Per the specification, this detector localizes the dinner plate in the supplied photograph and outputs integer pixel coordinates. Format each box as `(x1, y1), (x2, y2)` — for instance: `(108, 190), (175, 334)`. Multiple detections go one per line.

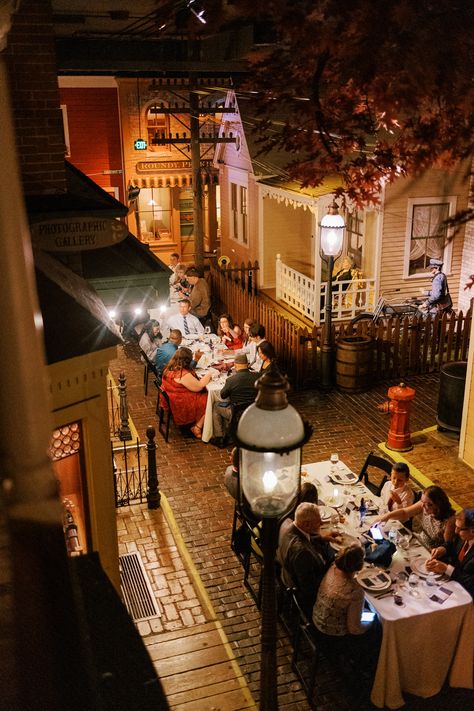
(330, 470), (359, 485)
(324, 495), (346, 509)
(356, 570), (392, 592)
(410, 557), (441, 578)
(319, 506), (338, 522)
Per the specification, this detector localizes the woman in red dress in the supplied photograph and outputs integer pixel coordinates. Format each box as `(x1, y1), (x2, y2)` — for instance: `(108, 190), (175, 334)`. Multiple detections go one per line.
(161, 347), (212, 438)
(218, 313), (244, 350)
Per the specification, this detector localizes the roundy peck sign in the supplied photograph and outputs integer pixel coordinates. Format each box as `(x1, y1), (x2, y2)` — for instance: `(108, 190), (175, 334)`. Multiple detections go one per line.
(31, 217), (128, 251)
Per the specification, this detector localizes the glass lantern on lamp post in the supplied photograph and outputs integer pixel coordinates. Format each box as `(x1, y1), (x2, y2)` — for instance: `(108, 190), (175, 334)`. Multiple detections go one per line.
(319, 201), (345, 390)
(236, 367), (312, 711)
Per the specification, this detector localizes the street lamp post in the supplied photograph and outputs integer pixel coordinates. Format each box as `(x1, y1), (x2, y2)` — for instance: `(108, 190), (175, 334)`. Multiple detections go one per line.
(236, 368), (312, 711)
(319, 201), (345, 390)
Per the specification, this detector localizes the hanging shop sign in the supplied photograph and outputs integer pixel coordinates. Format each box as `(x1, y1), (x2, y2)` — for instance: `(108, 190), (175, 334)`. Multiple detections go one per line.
(31, 217), (128, 251)
(136, 159), (213, 172)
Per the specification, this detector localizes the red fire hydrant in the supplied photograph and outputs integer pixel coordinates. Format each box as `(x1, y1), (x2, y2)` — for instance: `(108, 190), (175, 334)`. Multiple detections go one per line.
(377, 382), (416, 451)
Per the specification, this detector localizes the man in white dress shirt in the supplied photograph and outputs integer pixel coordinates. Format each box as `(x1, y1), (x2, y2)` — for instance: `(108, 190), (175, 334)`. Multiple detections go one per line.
(166, 299), (204, 336)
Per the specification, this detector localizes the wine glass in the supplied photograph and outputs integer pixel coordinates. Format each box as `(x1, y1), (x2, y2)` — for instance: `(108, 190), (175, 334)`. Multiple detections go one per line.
(396, 571), (408, 591)
(408, 573), (420, 597)
(397, 533), (410, 553)
(330, 453), (339, 475)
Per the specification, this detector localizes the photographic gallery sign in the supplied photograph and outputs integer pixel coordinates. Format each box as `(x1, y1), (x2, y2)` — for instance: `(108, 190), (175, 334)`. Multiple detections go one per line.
(31, 217), (128, 251)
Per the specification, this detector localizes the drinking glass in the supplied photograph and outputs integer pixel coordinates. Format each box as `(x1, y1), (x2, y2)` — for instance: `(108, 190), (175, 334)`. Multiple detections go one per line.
(408, 573), (421, 597)
(330, 453), (339, 476)
(397, 533), (410, 553)
(204, 325), (211, 335)
(396, 571), (408, 590)
(425, 572), (437, 589)
(388, 527), (399, 547)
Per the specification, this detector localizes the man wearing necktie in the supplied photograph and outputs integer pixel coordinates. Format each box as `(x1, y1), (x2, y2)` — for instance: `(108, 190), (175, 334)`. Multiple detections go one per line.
(166, 299), (204, 336)
(426, 507), (474, 599)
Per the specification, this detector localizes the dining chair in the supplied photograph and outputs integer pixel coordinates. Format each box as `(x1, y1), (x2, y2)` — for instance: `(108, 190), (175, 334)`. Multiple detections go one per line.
(358, 451), (394, 497)
(141, 349), (158, 396)
(291, 590), (320, 709)
(154, 380), (174, 442)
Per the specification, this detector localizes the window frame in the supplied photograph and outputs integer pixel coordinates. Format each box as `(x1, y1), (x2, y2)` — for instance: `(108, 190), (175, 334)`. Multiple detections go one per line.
(228, 170), (249, 246)
(403, 196), (456, 278)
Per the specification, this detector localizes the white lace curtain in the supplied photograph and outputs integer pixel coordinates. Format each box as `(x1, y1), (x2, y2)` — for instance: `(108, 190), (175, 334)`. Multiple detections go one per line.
(410, 203), (448, 264)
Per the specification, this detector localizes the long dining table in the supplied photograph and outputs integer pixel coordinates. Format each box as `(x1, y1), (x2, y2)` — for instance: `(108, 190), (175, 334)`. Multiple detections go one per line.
(303, 460), (474, 710)
(182, 335), (235, 443)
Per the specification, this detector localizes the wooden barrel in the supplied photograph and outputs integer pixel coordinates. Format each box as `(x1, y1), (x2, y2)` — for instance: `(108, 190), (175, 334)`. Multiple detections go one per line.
(336, 336), (374, 393)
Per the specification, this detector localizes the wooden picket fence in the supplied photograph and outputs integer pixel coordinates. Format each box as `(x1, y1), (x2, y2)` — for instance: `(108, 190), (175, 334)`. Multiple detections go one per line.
(209, 262), (472, 390)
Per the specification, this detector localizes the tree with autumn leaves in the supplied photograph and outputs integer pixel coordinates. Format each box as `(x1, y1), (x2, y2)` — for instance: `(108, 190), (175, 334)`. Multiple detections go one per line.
(217, 0), (474, 215)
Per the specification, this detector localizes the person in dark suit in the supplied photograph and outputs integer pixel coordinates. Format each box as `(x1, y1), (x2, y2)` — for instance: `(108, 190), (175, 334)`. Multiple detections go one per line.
(279, 503), (336, 617)
(426, 507), (474, 599)
(210, 354), (259, 447)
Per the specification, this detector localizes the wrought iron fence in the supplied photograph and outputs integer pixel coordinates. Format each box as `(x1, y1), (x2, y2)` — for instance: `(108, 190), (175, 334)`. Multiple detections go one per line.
(112, 439), (148, 507)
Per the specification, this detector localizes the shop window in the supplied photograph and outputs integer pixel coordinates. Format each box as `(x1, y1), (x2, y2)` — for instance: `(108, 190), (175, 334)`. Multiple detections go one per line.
(138, 187), (172, 240)
(179, 189), (194, 237)
(405, 197), (455, 276)
(50, 422), (89, 557)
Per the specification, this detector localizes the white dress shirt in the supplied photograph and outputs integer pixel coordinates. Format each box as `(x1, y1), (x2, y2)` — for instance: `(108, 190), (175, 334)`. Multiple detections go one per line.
(166, 312), (204, 335)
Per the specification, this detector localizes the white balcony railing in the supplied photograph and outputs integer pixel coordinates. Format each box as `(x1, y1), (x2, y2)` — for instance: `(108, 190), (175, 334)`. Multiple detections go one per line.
(275, 254), (376, 324)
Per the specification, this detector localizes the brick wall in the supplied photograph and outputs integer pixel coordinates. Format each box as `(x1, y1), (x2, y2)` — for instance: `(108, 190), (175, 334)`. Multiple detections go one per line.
(59, 87), (124, 202)
(5, 0), (66, 195)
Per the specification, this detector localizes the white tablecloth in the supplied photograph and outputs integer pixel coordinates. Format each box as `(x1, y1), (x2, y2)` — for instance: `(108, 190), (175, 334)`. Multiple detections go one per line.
(304, 461), (474, 709)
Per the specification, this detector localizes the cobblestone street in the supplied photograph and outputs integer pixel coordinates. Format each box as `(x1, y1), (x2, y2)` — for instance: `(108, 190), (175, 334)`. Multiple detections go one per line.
(111, 342), (474, 710)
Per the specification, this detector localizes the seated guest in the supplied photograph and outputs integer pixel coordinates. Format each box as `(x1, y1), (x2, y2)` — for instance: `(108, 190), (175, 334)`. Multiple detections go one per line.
(248, 323), (267, 371)
(155, 329), (182, 383)
(186, 267), (211, 325)
(278, 482), (319, 550)
(161, 347), (212, 439)
(376, 484), (455, 549)
(379, 462), (415, 522)
(257, 341), (276, 371)
(218, 313), (244, 350)
(169, 263), (191, 305)
(167, 298), (204, 336)
(242, 318), (255, 347)
(168, 252), (180, 287)
(211, 354), (259, 447)
(313, 544), (381, 688)
(426, 507), (474, 599)
(279, 503), (336, 617)
(313, 544), (371, 638)
(139, 320), (162, 361)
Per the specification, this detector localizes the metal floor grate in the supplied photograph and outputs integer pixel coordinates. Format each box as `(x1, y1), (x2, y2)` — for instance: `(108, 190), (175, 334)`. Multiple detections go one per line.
(119, 552), (161, 621)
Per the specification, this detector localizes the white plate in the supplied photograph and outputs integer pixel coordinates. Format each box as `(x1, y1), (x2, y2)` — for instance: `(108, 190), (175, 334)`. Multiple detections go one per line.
(330, 470), (359, 485)
(357, 570), (392, 592)
(410, 557), (441, 578)
(324, 496), (346, 509)
(319, 506), (338, 522)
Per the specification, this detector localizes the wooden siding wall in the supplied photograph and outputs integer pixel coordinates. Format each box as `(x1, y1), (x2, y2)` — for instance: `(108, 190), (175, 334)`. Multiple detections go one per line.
(381, 168), (469, 306)
(211, 262), (472, 391)
(262, 199), (313, 287)
(59, 87), (124, 201)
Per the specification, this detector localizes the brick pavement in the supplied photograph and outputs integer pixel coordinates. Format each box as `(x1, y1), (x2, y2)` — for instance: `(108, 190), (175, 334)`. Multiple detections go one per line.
(111, 342), (474, 711)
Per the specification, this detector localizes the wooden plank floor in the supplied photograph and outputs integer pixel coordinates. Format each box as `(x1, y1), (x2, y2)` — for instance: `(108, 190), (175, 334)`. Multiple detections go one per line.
(145, 621), (256, 710)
